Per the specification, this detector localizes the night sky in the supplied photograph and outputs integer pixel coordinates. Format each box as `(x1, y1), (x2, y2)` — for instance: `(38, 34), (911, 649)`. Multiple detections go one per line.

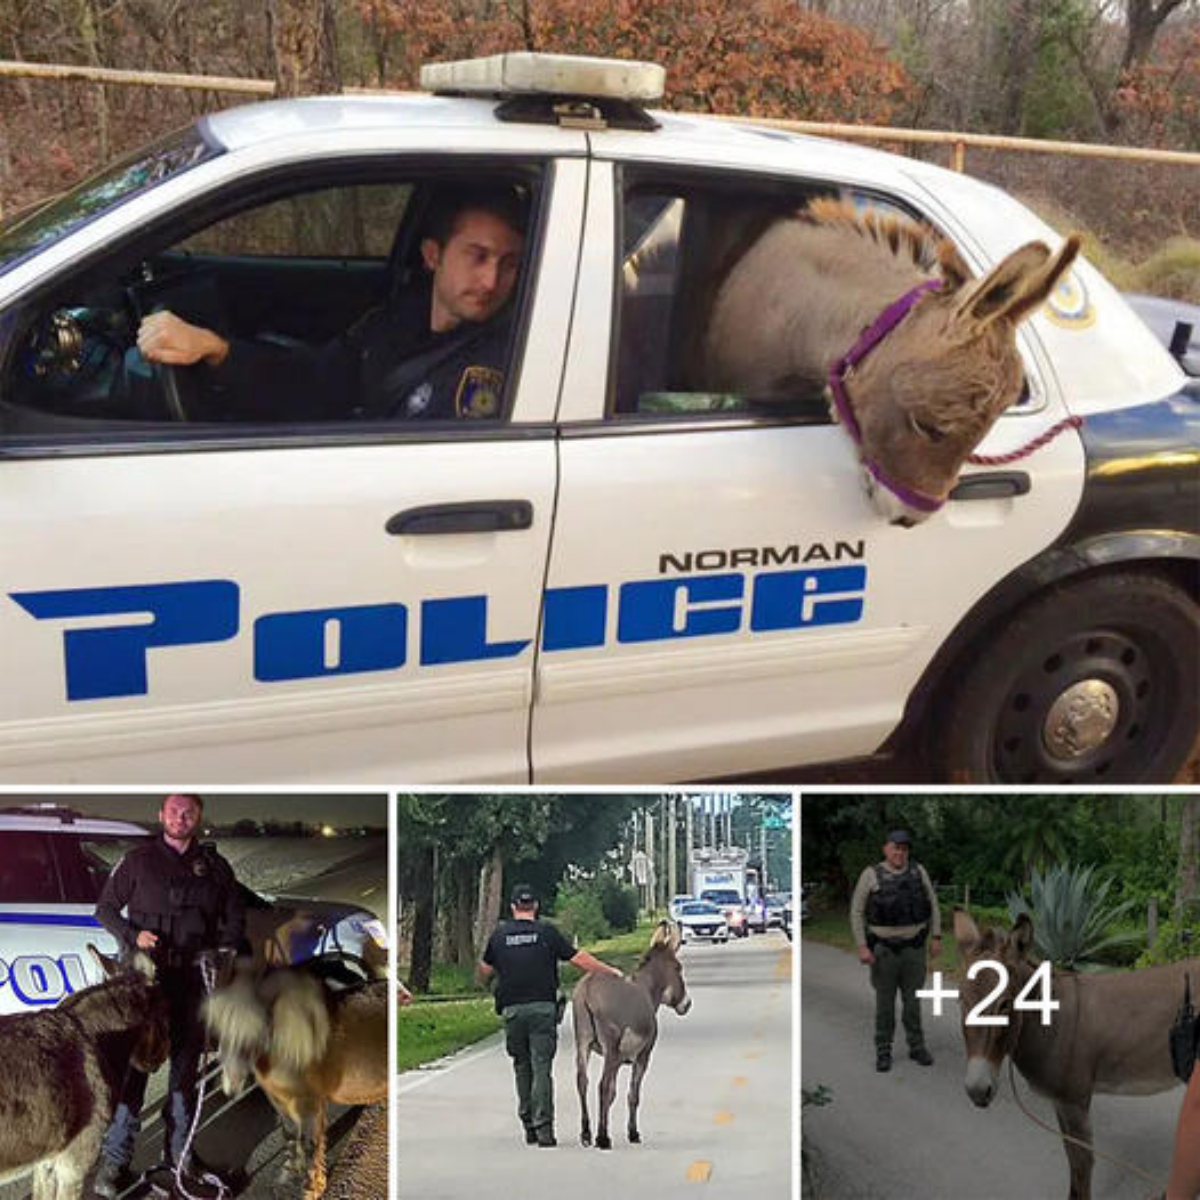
(0, 792), (388, 826)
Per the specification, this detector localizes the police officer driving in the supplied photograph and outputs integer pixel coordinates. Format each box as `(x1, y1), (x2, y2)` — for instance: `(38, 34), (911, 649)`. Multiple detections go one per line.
(851, 828), (941, 1073)
(134, 184), (526, 422)
(92, 793), (245, 1197)
(479, 884), (622, 1148)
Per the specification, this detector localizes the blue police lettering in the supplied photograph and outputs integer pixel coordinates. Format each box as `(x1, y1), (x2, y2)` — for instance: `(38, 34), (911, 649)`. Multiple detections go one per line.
(9, 581), (238, 700)
(0, 953), (89, 1007)
(11, 565), (868, 699)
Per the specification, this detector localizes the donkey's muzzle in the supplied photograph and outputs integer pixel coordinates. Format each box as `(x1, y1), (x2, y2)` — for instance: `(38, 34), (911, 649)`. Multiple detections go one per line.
(964, 1058), (998, 1107)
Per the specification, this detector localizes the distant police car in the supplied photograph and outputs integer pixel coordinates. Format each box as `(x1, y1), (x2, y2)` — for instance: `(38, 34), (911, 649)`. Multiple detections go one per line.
(0, 804), (388, 1013)
(0, 53), (1195, 785)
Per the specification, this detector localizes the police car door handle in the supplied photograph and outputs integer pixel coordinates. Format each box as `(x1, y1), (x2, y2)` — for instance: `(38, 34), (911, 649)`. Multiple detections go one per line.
(948, 471), (1031, 502)
(386, 500), (534, 536)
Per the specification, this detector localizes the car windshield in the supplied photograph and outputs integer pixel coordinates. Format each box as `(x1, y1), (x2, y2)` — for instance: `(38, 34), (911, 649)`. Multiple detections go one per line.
(681, 902), (721, 916)
(701, 889), (742, 905)
(0, 125), (219, 277)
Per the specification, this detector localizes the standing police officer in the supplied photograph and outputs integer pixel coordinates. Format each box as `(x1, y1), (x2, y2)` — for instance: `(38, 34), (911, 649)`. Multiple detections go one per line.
(850, 829), (941, 1073)
(93, 793), (245, 1196)
(479, 884), (622, 1147)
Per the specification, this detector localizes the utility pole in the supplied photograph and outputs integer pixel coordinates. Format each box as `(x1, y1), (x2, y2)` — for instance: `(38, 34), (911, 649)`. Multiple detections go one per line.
(645, 802), (656, 913)
(685, 794), (694, 866)
(760, 818), (768, 891)
(667, 794), (677, 902)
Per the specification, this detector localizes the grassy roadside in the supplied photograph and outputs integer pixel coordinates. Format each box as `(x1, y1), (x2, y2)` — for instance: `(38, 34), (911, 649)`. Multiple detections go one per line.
(399, 921), (658, 1073)
(802, 905), (965, 972)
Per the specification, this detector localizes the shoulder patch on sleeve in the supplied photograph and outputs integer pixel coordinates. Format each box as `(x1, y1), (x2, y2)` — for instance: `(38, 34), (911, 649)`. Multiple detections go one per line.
(455, 366), (503, 419)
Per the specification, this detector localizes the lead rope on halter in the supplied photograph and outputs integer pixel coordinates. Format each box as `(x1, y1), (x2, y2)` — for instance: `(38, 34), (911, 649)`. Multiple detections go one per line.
(171, 951), (232, 1200)
(1002, 988), (1166, 1199)
(1005, 1060), (1167, 1200)
(828, 280), (1085, 511)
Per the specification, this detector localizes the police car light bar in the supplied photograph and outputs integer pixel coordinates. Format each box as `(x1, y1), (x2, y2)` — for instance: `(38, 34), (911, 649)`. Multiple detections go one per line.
(420, 52), (665, 104)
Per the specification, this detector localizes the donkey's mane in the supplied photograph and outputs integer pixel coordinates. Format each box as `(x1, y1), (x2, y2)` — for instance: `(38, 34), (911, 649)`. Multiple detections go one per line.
(800, 196), (948, 275)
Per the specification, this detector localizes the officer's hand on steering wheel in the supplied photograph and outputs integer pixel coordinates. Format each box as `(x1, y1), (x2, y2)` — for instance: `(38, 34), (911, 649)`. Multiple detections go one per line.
(137, 310), (229, 368)
(136, 930), (159, 950)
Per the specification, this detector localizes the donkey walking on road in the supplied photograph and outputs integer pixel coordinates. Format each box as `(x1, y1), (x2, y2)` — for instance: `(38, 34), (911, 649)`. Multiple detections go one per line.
(573, 921), (692, 1150)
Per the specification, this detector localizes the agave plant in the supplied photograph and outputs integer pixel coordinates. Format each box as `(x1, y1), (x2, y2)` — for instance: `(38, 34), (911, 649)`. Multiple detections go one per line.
(1005, 863), (1142, 971)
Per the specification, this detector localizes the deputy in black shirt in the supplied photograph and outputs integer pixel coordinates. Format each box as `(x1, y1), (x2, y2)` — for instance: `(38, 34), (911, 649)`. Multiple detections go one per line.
(134, 186), (526, 421)
(480, 883), (621, 1147)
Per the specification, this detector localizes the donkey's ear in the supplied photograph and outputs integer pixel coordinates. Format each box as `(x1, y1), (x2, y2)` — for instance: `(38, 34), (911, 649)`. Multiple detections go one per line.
(952, 235), (1081, 331)
(88, 943), (120, 978)
(651, 920), (672, 948)
(1010, 914), (1036, 960)
(936, 238), (973, 290)
(953, 907), (980, 956)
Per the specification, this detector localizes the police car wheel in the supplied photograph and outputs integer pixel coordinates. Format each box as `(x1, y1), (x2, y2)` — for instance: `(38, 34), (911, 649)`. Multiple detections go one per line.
(936, 571), (1199, 784)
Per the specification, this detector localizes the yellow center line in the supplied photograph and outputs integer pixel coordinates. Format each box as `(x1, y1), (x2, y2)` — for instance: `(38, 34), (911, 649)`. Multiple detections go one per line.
(686, 1161), (713, 1183)
(744, 1050), (762, 1060)
(713, 1110), (735, 1125)
(732, 1075), (748, 1087)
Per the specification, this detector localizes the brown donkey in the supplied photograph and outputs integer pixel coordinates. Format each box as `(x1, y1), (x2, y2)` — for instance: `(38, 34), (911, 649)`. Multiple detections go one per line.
(703, 197), (1080, 525)
(204, 959), (387, 1199)
(573, 920), (692, 1150)
(954, 909), (1188, 1200)
(0, 947), (168, 1200)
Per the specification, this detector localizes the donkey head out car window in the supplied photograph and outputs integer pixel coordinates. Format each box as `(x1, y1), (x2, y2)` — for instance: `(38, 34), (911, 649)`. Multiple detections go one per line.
(0, 174), (536, 437)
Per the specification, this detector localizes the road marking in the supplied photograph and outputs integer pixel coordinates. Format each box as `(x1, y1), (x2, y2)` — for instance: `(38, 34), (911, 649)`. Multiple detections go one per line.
(744, 1050), (762, 1059)
(732, 1076), (748, 1087)
(398, 1031), (503, 1095)
(713, 1110), (735, 1125)
(775, 949), (792, 980)
(686, 1161), (713, 1183)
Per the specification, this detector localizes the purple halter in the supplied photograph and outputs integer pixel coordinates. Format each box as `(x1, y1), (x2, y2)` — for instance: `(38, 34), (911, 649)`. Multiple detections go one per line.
(828, 280), (945, 514)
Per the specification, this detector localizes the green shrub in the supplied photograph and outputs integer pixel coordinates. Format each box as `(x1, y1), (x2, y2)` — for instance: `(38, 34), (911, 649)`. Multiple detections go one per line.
(553, 883), (609, 944)
(598, 876), (640, 933)
(1137, 916), (1200, 968)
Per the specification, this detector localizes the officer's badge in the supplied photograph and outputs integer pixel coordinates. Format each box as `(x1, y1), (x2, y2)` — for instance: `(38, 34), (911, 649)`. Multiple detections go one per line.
(455, 366), (503, 419)
(404, 381), (434, 417)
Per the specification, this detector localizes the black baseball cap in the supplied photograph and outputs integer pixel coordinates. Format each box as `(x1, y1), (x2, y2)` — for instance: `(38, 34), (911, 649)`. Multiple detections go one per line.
(885, 829), (912, 846)
(510, 883), (537, 906)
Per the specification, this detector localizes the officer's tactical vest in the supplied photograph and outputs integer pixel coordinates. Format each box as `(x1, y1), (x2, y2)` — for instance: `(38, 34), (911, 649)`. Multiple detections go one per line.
(127, 842), (228, 951)
(866, 863), (932, 928)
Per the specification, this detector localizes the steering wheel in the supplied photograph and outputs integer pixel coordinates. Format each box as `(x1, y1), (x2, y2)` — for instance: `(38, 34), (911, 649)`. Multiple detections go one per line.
(150, 360), (193, 422)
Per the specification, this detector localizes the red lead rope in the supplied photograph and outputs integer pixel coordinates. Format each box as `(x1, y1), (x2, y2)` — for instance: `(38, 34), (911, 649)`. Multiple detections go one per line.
(966, 414), (1084, 466)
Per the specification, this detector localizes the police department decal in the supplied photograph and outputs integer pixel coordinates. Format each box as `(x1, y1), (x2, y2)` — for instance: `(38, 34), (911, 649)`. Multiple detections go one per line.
(1044, 269), (1095, 329)
(456, 366), (502, 419)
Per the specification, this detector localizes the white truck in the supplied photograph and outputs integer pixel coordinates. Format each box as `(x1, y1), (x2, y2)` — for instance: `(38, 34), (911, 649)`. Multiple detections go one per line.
(691, 847), (755, 936)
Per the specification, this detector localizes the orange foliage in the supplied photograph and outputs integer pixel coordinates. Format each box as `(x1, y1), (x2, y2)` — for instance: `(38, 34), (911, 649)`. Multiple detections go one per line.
(1114, 24), (1200, 148)
(357, 0), (911, 124)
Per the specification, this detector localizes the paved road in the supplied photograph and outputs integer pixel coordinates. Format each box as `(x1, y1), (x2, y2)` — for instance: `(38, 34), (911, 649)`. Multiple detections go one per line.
(400, 932), (794, 1200)
(0, 1063), (362, 1200)
(802, 937), (1181, 1199)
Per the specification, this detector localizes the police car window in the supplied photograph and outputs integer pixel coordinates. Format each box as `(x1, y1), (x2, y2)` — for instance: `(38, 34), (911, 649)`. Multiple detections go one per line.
(613, 184), (830, 420)
(64, 834), (146, 903)
(0, 172), (537, 438)
(0, 832), (61, 903)
(177, 184), (411, 260)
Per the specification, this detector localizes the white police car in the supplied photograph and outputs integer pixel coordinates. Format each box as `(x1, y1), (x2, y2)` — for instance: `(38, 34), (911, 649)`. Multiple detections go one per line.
(0, 53), (1195, 785)
(0, 804), (388, 1013)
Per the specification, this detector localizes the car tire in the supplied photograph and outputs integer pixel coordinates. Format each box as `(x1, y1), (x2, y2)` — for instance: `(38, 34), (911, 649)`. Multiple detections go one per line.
(934, 571), (1199, 783)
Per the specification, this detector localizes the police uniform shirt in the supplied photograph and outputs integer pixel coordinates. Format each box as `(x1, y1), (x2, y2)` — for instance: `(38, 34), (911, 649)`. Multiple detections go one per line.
(206, 277), (509, 422)
(482, 918), (576, 1009)
(95, 835), (245, 955)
